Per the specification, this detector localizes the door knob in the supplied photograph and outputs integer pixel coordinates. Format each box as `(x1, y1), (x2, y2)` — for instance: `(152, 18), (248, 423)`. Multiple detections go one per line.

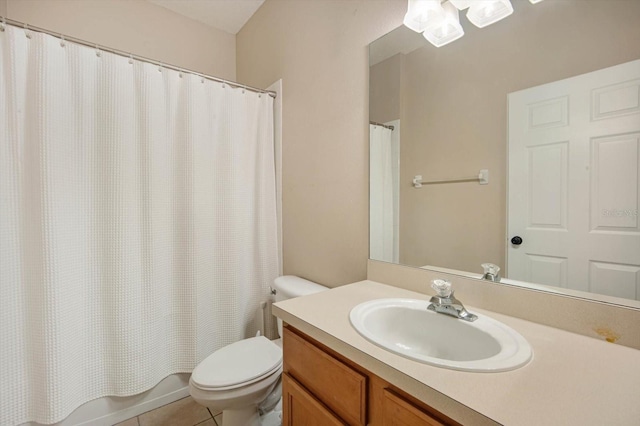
(511, 236), (523, 245)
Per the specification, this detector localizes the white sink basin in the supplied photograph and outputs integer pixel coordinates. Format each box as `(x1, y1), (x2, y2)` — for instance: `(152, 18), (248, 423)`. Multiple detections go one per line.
(349, 298), (532, 372)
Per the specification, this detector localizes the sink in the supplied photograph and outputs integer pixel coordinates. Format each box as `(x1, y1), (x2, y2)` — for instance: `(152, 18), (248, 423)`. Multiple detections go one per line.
(349, 298), (532, 372)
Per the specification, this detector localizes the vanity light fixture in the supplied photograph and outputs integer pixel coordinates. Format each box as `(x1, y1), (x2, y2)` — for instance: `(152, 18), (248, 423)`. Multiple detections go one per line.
(423, 1), (464, 47)
(403, 0), (445, 33)
(404, 0), (543, 47)
(465, 0), (514, 28)
(449, 0), (472, 8)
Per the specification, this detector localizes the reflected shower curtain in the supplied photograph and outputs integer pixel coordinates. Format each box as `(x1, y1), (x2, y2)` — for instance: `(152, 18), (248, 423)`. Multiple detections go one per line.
(0, 26), (278, 425)
(369, 124), (397, 263)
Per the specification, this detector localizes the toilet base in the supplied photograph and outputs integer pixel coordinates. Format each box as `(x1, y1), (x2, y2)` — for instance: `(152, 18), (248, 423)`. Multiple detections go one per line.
(219, 398), (282, 426)
(260, 410), (282, 426)
(260, 398), (282, 426)
(221, 406), (261, 426)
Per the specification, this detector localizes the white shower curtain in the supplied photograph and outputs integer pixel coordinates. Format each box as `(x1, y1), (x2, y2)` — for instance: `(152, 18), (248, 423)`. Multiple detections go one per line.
(369, 123), (398, 263)
(0, 26), (278, 425)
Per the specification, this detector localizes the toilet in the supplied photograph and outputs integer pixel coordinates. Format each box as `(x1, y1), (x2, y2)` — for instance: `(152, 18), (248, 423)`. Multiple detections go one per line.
(189, 276), (328, 426)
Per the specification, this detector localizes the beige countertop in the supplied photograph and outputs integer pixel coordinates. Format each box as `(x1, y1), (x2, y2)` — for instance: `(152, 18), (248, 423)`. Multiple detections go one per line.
(272, 280), (640, 426)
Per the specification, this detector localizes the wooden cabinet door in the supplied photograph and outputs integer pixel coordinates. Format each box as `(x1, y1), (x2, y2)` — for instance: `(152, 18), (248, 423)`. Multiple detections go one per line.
(382, 389), (445, 426)
(282, 373), (347, 426)
(284, 327), (367, 425)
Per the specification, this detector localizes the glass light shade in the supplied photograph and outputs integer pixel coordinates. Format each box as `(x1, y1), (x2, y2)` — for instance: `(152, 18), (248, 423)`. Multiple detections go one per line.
(403, 0), (445, 33)
(449, 0), (472, 10)
(423, 1), (464, 48)
(529, 0), (544, 3)
(466, 0), (514, 28)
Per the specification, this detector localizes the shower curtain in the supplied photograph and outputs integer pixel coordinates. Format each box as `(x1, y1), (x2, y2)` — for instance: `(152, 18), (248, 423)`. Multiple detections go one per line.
(0, 25), (278, 425)
(369, 123), (398, 263)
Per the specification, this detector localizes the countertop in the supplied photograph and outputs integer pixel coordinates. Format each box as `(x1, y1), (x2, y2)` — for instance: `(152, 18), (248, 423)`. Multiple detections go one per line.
(272, 280), (640, 426)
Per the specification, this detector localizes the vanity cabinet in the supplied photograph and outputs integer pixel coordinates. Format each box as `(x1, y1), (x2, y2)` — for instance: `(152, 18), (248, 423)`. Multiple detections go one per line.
(282, 326), (458, 426)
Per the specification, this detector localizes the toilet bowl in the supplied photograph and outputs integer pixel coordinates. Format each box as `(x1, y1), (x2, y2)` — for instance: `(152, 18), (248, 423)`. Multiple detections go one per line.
(189, 276), (328, 426)
(190, 336), (283, 425)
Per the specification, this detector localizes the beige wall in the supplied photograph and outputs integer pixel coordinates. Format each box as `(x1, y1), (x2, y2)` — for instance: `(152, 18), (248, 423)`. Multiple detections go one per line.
(369, 53), (403, 124)
(237, 0), (405, 287)
(0, 0), (6, 17)
(396, 0), (640, 274)
(4, 0), (236, 79)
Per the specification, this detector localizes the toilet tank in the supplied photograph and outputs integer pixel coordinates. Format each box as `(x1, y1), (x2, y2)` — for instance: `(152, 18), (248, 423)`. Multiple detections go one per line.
(273, 275), (328, 337)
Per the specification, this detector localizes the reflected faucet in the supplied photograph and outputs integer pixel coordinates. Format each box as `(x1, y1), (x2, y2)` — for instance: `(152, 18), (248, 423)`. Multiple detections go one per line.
(427, 279), (477, 322)
(481, 263), (501, 282)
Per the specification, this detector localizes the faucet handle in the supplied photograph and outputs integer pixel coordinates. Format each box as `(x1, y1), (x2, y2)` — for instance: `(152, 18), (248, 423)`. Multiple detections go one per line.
(431, 279), (452, 298)
(481, 263), (500, 275)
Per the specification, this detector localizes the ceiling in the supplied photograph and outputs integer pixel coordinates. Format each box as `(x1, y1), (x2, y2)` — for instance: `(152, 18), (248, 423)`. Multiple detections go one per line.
(147, 0), (266, 35)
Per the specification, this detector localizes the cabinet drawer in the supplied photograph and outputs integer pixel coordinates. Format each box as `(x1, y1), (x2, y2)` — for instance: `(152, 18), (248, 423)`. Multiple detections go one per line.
(283, 327), (367, 425)
(282, 373), (346, 426)
(382, 389), (445, 426)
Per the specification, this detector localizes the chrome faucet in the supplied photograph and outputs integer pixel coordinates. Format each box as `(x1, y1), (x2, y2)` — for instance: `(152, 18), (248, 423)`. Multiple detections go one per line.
(427, 279), (477, 322)
(481, 263), (501, 282)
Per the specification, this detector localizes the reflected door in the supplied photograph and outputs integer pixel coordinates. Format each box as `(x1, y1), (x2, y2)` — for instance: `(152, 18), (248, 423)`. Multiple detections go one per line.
(508, 60), (640, 300)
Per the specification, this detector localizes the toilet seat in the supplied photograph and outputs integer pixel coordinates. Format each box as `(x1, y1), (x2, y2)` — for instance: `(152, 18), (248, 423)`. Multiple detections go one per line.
(191, 336), (282, 391)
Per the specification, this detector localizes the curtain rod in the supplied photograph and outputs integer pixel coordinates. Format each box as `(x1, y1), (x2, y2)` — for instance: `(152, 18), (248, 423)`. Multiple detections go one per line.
(369, 121), (395, 131)
(0, 16), (277, 99)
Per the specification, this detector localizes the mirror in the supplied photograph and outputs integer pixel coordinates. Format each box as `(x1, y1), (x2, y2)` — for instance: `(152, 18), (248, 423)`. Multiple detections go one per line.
(369, 0), (640, 307)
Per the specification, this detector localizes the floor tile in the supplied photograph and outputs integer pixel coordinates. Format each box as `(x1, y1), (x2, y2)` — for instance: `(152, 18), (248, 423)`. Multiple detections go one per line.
(195, 419), (216, 426)
(207, 407), (222, 418)
(113, 418), (138, 426)
(213, 413), (222, 426)
(138, 396), (211, 426)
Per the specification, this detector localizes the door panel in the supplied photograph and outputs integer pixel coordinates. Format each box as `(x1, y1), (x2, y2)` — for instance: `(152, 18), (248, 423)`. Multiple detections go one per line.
(528, 142), (568, 229)
(589, 261), (640, 299)
(590, 133), (640, 232)
(526, 254), (568, 288)
(591, 79), (640, 121)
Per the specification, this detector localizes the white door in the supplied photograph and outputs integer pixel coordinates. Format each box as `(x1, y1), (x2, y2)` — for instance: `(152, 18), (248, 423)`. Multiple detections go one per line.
(508, 60), (640, 300)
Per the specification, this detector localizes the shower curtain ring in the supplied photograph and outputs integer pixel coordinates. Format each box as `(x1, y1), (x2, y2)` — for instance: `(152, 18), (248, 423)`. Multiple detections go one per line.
(128, 54), (133, 65)
(95, 45), (101, 57)
(1, 17), (6, 32)
(24, 24), (31, 39)
(59, 35), (65, 47)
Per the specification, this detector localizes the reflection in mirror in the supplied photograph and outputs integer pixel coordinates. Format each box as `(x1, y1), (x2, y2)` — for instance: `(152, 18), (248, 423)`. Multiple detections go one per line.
(369, 0), (640, 306)
(369, 120), (400, 263)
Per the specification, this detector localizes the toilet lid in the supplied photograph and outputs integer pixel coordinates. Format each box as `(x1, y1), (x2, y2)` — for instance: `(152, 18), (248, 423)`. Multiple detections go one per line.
(191, 336), (282, 390)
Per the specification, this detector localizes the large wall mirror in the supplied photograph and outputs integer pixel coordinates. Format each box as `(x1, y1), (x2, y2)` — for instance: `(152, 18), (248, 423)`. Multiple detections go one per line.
(369, 0), (640, 308)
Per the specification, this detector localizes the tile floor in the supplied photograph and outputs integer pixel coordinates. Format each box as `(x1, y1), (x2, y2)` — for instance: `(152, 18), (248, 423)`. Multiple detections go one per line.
(114, 396), (222, 426)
